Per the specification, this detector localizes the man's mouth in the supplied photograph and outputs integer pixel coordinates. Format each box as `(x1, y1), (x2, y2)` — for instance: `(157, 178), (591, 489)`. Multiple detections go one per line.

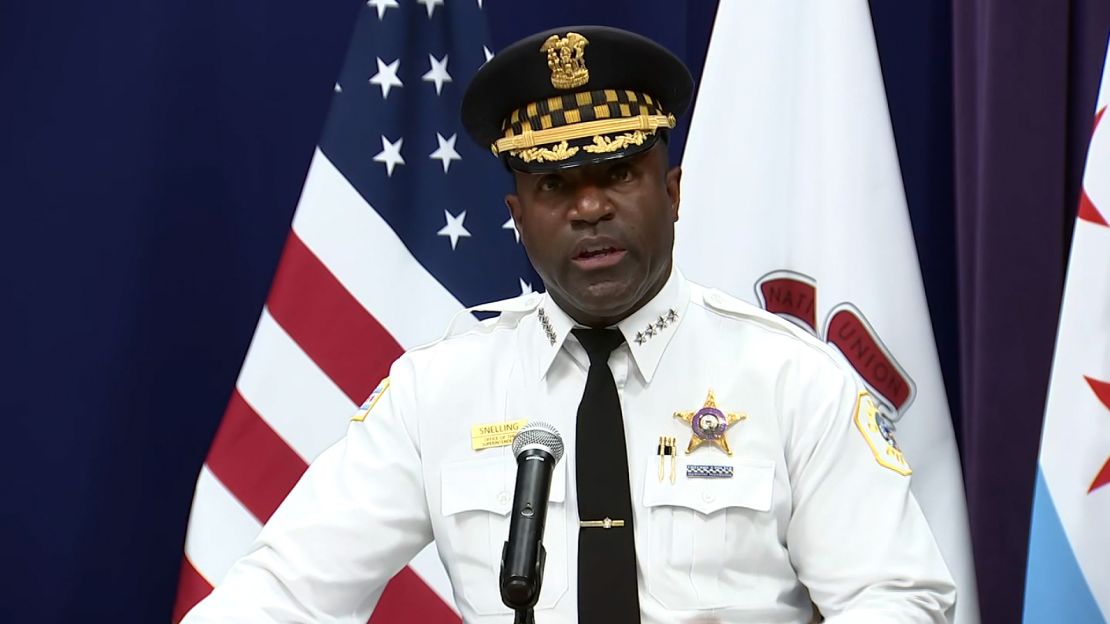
(572, 242), (627, 269)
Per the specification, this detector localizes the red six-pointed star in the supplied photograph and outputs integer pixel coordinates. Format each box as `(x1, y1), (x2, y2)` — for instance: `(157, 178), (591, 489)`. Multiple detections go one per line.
(1085, 376), (1110, 494)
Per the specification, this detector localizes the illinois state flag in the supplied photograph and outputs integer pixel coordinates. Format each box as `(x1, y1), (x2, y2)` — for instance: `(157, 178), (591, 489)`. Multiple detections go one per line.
(1023, 38), (1110, 623)
(675, 2), (979, 621)
(173, 1), (538, 621)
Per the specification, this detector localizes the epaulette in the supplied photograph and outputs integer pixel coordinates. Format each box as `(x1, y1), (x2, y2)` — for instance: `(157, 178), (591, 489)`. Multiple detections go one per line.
(697, 286), (817, 343)
(439, 291), (543, 341)
(698, 286), (859, 375)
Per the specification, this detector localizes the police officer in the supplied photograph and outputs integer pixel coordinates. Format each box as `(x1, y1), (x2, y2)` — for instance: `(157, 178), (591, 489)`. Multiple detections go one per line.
(184, 25), (956, 623)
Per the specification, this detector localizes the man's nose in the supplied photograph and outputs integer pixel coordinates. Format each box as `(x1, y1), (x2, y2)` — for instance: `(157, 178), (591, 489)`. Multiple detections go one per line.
(570, 185), (613, 224)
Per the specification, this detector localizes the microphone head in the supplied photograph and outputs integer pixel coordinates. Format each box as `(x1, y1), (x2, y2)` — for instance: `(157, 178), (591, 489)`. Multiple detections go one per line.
(512, 421), (565, 464)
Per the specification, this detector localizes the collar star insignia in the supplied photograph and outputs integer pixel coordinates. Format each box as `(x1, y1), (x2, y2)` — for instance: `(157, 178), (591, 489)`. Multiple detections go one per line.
(537, 307), (556, 345)
(674, 389), (746, 455)
(630, 308), (679, 346)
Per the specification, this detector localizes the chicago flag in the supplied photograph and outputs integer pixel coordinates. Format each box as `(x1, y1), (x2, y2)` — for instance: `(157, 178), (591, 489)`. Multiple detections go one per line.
(675, 1), (979, 621)
(1023, 37), (1110, 623)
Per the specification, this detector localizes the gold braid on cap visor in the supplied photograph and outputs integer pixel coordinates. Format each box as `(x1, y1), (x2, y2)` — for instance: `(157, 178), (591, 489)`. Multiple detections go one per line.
(491, 90), (676, 163)
(493, 114), (676, 163)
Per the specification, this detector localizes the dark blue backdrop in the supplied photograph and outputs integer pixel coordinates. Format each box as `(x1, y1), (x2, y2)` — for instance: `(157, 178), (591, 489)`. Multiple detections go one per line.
(4, 1), (1104, 621)
(4, 0), (361, 619)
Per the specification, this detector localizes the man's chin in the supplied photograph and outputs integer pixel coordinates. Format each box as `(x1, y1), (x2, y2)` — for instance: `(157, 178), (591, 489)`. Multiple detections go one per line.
(568, 280), (642, 321)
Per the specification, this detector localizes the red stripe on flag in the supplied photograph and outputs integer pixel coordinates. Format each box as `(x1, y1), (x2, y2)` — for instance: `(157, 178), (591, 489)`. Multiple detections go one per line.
(267, 233), (404, 403)
(370, 566), (461, 624)
(205, 391), (309, 523)
(172, 556), (214, 623)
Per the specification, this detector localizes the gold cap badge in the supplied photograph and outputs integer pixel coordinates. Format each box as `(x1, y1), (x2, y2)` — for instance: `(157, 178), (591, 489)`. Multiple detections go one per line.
(541, 32), (589, 89)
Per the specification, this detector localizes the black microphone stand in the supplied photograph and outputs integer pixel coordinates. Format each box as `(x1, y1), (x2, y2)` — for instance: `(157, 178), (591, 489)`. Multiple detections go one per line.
(501, 542), (545, 624)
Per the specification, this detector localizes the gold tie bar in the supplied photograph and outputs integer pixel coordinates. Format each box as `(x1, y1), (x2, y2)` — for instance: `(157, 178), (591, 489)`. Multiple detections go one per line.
(579, 517), (625, 529)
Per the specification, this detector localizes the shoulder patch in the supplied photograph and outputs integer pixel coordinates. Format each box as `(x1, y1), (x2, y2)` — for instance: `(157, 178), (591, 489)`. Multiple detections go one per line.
(352, 378), (390, 422)
(853, 391), (911, 476)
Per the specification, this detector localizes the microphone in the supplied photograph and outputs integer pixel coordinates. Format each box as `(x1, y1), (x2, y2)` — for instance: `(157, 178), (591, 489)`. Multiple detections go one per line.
(500, 421), (565, 611)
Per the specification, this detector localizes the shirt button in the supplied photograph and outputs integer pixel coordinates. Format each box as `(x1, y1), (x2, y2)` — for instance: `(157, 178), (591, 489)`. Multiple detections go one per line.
(497, 492), (509, 505)
(702, 492), (715, 504)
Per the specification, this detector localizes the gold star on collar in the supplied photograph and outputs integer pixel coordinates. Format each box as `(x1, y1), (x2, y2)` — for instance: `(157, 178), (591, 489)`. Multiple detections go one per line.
(674, 389), (747, 455)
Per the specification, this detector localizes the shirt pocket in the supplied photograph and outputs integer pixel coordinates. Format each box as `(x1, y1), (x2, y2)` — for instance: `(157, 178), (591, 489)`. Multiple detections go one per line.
(439, 454), (569, 616)
(640, 456), (776, 610)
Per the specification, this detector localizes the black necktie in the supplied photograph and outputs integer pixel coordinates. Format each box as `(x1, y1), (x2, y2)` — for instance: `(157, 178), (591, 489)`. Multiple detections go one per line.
(572, 328), (641, 622)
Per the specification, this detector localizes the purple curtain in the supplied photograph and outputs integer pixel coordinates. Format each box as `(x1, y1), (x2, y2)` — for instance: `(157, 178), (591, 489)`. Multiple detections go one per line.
(953, 3), (1110, 622)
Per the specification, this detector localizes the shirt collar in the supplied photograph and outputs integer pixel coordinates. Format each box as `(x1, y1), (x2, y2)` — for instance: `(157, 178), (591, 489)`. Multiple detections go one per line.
(534, 267), (690, 383)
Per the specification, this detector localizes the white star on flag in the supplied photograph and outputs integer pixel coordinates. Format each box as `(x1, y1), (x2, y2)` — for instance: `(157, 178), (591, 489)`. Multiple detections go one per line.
(483, 46), (494, 63)
(437, 210), (471, 250)
(373, 135), (405, 176)
(369, 57), (403, 99)
(416, 0), (443, 18)
(366, 0), (398, 20)
(519, 278), (533, 295)
(429, 133), (461, 173)
(333, 82), (342, 93)
(422, 54), (452, 95)
(502, 216), (520, 243)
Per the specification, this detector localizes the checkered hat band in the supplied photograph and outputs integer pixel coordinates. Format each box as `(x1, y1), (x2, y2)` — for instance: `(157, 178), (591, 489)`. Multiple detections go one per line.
(502, 90), (664, 137)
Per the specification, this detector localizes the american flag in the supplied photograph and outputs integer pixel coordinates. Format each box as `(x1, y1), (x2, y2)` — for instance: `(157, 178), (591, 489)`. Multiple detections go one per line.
(173, 1), (538, 620)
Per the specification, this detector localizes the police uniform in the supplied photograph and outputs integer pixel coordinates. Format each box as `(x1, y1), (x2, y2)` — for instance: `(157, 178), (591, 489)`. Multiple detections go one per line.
(184, 26), (956, 624)
(185, 269), (955, 623)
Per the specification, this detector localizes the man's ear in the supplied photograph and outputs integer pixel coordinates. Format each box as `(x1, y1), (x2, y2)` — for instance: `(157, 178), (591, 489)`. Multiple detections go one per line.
(666, 165), (682, 221)
(505, 193), (523, 229)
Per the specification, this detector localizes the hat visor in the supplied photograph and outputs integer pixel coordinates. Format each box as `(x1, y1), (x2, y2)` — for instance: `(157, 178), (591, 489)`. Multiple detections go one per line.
(504, 130), (663, 174)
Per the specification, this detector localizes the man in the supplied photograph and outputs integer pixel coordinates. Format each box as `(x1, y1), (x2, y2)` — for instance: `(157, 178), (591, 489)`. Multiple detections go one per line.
(184, 26), (956, 623)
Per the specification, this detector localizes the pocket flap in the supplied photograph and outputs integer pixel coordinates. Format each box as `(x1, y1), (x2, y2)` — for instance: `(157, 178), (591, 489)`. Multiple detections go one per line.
(441, 454), (566, 517)
(642, 457), (775, 514)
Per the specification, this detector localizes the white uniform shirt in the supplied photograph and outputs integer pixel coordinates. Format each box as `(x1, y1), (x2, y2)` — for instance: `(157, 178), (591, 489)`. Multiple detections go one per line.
(184, 269), (956, 623)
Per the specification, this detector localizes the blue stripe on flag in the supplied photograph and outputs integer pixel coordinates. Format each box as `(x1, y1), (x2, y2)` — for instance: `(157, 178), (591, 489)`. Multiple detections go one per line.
(1023, 468), (1105, 623)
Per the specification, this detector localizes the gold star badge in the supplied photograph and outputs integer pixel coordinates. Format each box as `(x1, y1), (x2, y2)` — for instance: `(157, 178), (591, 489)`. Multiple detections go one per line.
(674, 389), (746, 455)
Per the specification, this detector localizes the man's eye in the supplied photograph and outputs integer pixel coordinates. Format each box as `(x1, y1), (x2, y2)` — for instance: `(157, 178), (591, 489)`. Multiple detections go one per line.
(538, 176), (563, 191)
(611, 166), (633, 182)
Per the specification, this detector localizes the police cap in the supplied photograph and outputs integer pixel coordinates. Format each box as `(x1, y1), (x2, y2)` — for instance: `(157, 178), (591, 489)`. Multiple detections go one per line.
(461, 25), (694, 173)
